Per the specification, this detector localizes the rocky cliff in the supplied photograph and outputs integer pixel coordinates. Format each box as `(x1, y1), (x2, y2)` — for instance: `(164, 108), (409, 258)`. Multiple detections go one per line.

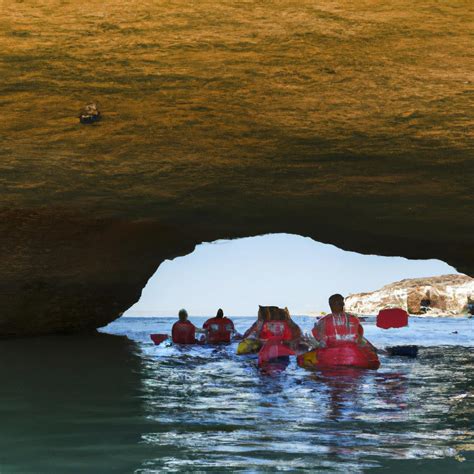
(1, 1), (473, 336)
(346, 274), (474, 316)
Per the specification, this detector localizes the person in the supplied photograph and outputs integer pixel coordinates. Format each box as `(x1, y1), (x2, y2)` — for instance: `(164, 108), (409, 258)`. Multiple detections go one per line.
(242, 306), (302, 345)
(203, 308), (235, 344)
(297, 294), (379, 370)
(258, 306), (300, 342)
(312, 294), (365, 348)
(171, 309), (198, 344)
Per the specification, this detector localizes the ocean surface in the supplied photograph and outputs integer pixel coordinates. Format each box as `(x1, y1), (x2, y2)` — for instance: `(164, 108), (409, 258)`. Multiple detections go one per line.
(0, 316), (472, 473)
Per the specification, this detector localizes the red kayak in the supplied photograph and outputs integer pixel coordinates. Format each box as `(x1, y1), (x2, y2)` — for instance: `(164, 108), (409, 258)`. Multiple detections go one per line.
(150, 334), (168, 345)
(258, 339), (295, 367)
(297, 342), (380, 370)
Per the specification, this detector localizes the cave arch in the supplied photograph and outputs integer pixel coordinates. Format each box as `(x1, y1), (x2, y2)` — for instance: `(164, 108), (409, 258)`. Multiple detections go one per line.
(1, 211), (472, 337)
(124, 233), (458, 319)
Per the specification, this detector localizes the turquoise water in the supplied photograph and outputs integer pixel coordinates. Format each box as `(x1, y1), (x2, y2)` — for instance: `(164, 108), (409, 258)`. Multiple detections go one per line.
(0, 316), (472, 473)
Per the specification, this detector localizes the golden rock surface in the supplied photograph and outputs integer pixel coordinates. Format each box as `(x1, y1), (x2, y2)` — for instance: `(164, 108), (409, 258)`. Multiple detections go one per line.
(1, 1), (472, 334)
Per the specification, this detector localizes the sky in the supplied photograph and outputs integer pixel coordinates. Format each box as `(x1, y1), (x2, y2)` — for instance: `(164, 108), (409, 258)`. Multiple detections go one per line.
(125, 233), (458, 317)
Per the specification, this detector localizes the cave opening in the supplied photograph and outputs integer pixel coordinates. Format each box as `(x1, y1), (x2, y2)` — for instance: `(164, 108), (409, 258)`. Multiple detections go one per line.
(124, 233), (459, 318)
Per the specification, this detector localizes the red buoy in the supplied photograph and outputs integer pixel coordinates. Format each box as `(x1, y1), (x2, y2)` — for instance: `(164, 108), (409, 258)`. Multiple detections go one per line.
(377, 308), (409, 329)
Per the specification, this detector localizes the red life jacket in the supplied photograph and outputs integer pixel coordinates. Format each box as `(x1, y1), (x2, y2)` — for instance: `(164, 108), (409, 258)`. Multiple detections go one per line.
(172, 321), (196, 344)
(260, 320), (293, 341)
(203, 317), (234, 343)
(312, 313), (363, 347)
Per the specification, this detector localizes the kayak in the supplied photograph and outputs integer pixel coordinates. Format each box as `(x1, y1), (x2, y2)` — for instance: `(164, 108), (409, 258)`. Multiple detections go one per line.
(237, 338), (262, 355)
(150, 334), (168, 345)
(258, 339), (295, 367)
(297, 342), (380, 370)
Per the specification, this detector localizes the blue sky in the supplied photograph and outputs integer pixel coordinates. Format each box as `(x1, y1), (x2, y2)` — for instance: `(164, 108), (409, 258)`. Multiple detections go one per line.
(126, 233), (458, 317)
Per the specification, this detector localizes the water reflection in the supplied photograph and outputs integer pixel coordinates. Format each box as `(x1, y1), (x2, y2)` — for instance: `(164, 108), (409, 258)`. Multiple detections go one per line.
(0, 334), (152, 473)
(310, 368), (367, 421)
(137, 343), (472, 472)
(375, 371), (409, 411)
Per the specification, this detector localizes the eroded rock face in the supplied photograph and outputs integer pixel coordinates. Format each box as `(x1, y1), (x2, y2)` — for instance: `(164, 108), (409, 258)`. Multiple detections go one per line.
(346, 275), (474, 316)
(1, 1), (473, 335)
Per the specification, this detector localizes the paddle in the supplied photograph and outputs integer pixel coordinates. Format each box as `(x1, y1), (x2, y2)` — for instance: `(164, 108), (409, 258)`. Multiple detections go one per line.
(150, 334), (168, 345)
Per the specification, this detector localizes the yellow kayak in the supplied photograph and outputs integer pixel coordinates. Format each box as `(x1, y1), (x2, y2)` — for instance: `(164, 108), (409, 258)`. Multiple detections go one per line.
(236, 338), (262, 355)
(297, 350), (319, 369)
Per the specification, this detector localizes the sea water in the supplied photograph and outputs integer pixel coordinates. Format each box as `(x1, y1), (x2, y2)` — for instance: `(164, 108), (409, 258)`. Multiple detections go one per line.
(0, 316), (472, 473)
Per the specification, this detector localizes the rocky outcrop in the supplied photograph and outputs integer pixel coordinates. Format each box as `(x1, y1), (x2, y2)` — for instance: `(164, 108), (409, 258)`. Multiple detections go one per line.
(1, 1), (473, 336)
(346, 275), (474, 316)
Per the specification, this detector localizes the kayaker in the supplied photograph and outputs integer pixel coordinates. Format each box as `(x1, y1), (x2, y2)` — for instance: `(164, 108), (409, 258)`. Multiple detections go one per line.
(203, 308), (235, 343)
(251, 306), (303, 349)
(297, 295), (380, 370)
(312, 294), (365, 348)
(258, 306), (300, 342)
(171, 309), (198, 344)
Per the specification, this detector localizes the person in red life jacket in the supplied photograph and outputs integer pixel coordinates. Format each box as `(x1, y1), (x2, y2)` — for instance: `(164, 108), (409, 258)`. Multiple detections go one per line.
(312, 294), (373, 349)
(203, 308), (235, 344)
(256, 306), (303, 345)
(259, 309), (294, 341)
(171, 309), (198, 344)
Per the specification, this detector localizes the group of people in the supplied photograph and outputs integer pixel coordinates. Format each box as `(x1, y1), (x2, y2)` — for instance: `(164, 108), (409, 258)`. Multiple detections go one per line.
(172, 308), (237, 344)
(172, 293), (373, 351)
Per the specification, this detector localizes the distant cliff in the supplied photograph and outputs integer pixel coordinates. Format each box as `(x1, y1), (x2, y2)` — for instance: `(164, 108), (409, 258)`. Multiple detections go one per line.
(346, 274), (474, 316)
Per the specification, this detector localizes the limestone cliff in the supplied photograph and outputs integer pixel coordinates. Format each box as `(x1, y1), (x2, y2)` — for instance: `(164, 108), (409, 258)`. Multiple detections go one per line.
(346, 275), (474, 316)
(1, 1), (473, 335)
